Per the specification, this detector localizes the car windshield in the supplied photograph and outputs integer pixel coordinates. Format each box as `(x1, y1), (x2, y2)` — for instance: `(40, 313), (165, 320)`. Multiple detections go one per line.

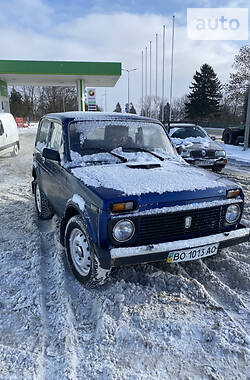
(171, 126), (207, 139)
(69, 120), (176, 161)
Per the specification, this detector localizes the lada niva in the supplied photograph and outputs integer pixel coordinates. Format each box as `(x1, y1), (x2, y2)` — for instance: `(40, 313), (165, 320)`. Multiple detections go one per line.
(32, 112), (250, 287)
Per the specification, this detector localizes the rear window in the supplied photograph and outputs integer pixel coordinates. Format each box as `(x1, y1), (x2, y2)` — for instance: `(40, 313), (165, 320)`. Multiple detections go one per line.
(171, 126), (207, 139)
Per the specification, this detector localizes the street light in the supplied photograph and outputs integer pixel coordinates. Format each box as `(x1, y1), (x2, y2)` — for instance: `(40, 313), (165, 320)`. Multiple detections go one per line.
(122, 68), (137, 108)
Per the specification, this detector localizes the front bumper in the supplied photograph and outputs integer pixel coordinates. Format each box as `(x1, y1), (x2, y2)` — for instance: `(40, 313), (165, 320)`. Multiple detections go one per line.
(100, 224), (249, 268)
(185, 157), (227, 168)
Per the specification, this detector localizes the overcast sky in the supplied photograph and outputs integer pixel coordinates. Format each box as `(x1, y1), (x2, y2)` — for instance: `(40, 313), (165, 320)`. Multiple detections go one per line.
(1, 0), (249, 112)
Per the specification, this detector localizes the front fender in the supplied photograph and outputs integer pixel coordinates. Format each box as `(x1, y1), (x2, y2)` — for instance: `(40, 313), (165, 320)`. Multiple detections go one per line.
(62, 195), (98, 246)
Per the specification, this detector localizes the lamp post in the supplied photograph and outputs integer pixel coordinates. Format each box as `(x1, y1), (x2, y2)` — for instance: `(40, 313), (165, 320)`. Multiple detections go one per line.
(122, 68), (137, 108)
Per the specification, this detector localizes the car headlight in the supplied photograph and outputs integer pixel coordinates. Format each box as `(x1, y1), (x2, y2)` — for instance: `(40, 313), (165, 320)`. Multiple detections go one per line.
(113, 219), (135, 242)
(181, 150), (191, 158)
(225, 204), (241, 224)
(215, 150), (226, 158)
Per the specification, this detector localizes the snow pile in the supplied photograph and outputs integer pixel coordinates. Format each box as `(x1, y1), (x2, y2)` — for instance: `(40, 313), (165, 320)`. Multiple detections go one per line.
(219, 143), (250, 165)
(18, 123), (38, 132)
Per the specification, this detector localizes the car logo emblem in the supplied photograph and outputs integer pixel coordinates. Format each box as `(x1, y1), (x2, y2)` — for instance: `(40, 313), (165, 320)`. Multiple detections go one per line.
(185, 216), (192, 229)
(201, 150), (206, 157)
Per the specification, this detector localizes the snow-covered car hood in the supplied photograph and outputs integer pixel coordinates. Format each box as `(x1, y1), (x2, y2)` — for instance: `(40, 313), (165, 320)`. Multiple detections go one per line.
(71, 158), (237, 199)
(171, 137), (222, 151)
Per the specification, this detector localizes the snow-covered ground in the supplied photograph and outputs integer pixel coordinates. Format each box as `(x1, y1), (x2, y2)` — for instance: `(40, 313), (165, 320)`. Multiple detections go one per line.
(220, 143), (250, 166)
(0, 130), (249, 379)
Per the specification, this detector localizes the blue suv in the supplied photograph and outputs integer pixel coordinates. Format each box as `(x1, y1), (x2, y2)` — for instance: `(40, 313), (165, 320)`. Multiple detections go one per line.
(32, 112), (250, 287)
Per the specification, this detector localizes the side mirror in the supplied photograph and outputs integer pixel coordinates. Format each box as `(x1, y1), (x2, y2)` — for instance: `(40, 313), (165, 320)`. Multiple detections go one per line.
(42, 148), (61, 162)
(176, 145), (183, 155)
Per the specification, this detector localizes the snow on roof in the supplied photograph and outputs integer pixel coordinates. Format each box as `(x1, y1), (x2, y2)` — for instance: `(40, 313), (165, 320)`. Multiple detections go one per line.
(46, 111), (160, 123)
(170, 123), (197, 128)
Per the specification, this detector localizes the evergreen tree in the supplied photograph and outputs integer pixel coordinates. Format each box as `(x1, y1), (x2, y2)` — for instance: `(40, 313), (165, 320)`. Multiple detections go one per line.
(114, 102), (122, 112)
(185, 64), (222, 120)
(9, 87), (23, 117)
(129, 102), (137, 114)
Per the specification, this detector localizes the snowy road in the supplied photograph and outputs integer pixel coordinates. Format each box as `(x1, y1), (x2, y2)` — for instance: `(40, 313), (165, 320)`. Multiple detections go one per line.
(0, 130), (249, 379)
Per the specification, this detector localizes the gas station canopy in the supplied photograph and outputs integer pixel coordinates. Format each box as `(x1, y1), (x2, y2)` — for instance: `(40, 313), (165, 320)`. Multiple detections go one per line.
(0, 59), (121, 111)
(0, 60), (121, 86)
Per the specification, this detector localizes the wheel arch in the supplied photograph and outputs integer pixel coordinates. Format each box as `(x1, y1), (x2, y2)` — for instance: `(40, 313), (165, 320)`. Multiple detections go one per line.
(60, 203), (97, 247)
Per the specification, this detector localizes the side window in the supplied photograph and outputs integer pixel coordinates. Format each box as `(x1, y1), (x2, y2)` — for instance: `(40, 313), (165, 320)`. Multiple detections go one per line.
(0, 120), (4, 136)
(48, 122), (63, 153)
(36, 119), (51, 150)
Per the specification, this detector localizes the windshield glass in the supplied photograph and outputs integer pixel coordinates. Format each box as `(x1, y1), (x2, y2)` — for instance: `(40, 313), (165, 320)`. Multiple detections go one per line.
(171, 126), (207, 139)
(69, 120), (176, 161)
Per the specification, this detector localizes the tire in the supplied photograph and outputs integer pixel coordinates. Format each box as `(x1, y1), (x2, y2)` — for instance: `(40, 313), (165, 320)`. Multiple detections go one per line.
(65, 215), (111, 287)
(34, 181), (54, 219)
(212, 167), (223, 173)
(11, 143), (19, 157)
(223, 128), (239, 145)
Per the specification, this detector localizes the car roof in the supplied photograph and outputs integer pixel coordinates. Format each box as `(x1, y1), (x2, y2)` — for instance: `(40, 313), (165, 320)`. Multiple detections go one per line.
(170, 123), (197, 128)
(43, 111), (161, 125)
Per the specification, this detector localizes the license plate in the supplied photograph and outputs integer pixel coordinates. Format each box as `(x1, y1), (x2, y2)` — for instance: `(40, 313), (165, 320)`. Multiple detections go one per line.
(167, 243), (219, 263)
(195, 159), (214, 166)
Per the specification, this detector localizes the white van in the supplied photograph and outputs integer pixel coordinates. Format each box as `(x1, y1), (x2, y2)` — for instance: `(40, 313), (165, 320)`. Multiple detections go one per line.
(0, 113), (19, 157)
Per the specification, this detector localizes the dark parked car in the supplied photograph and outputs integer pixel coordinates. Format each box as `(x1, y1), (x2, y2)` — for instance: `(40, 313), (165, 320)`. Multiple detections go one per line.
(169, 123), (227, 172)
(32, 112), (249, 287)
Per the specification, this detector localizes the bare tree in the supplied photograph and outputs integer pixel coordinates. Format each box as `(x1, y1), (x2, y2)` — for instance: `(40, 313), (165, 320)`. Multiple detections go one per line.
(171, 95), (188, 121)
(225, 45), (250, 120)
(140, 96), (166, 120)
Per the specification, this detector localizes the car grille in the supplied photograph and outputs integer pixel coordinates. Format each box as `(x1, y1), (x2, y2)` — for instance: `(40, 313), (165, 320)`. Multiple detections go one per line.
(191, 150), (215, 158)
(135, 205), (227, 245)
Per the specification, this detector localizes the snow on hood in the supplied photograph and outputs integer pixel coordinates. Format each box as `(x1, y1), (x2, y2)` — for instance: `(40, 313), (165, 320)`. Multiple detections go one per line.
(171, 136), (211, 148)
(64, 149), (183, 169)
(72, 159), (229, 196)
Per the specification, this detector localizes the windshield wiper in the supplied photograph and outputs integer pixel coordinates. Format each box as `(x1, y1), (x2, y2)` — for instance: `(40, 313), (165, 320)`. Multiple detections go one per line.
(87, 147), (128, 163)
(123, 147), (165, 161)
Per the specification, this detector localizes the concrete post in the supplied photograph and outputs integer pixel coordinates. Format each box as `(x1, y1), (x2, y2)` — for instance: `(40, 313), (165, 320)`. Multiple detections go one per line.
(0, 80), (10, 113)
(243, 86), (250, 151)
(76, 79), (85, 111)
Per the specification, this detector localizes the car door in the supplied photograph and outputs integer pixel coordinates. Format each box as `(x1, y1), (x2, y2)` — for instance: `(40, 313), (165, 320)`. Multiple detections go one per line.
(34, 118), (52, 192)
(43, 120), (71, 216)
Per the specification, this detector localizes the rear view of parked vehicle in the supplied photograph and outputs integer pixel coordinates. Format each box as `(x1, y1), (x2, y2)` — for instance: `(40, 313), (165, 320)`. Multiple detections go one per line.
(0, 113), (20, 157)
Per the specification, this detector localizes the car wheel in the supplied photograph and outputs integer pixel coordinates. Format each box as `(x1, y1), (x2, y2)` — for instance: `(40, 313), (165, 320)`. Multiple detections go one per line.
(34, 181), (54, 219)
(65, 215), (111, 287)
(212, 167), (223, 173)
(223, 129), (238, 145)
(11, 143), (19, 157)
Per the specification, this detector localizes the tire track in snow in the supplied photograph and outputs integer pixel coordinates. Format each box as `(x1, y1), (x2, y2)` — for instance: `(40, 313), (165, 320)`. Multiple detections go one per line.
(38, 218), (80, 379)
(179, 259), (250, 335)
